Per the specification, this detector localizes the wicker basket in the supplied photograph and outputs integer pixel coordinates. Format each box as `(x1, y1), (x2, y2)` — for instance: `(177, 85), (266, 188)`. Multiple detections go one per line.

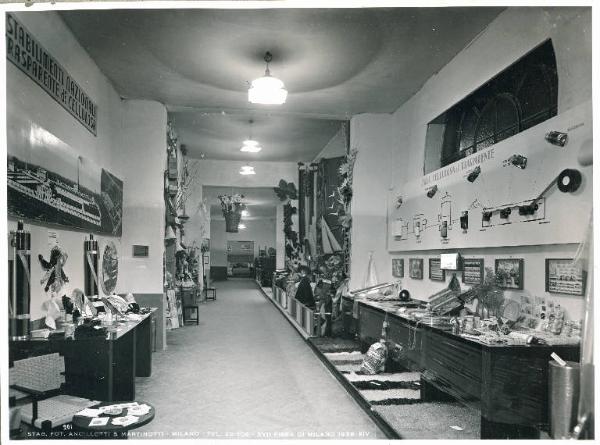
(224, 211), (242, 233)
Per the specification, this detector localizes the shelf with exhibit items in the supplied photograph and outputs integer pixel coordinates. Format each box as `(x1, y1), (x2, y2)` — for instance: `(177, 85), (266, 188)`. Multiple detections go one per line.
(8, 221), (159, 438)
(329, 254), (587, 440)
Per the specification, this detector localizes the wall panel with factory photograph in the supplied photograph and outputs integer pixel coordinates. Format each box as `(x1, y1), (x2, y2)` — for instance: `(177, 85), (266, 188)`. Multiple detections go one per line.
(7, 124), (122, 236)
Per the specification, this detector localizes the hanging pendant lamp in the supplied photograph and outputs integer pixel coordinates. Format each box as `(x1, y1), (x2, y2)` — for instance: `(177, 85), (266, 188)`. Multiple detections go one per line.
(165, 225), (177, 240)
(248, 52), (288, 105)
(240, 120), (262, 152)
(239, 164), (256, 175)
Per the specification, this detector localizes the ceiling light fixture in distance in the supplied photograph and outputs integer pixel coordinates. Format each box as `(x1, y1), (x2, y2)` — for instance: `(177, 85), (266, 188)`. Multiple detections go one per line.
(239, 164), (256, 175)
(240, 120), (262, 152)
(240, 139), (262, 153)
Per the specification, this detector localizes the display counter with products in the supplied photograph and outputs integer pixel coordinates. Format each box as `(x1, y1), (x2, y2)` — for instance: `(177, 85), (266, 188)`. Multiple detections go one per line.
(355, 298), (580, 439)
(9, 309), (157, 402)
(268, 282), (317, 338)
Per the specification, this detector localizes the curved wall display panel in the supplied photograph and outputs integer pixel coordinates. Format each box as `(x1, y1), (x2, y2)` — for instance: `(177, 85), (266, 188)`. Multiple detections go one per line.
(388, 100), (592, 252)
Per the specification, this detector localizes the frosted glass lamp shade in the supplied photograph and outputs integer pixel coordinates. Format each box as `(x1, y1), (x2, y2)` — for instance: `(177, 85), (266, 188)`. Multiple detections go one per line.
(248, 75), (287, 105)
(165, 225), (176, 240)
(239, 165), (256, 175)
(240, 140), (262, 153)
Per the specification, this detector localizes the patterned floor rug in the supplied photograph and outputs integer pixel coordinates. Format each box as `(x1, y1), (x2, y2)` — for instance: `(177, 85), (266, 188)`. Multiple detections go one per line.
(319, 347), (481, 439)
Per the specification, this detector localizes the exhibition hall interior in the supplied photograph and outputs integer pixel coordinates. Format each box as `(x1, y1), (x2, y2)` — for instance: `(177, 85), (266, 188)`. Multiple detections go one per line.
(4, 3), (594, 441)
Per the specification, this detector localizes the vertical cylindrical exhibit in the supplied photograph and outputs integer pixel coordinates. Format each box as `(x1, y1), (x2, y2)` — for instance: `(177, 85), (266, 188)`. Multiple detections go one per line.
(84, 234), (98, 296)
(549, 360), (581, 439)
(10, 221), (31, 340)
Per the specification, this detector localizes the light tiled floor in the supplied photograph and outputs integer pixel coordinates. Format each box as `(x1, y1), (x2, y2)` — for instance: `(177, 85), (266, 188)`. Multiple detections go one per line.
(134, 279), (384, 440)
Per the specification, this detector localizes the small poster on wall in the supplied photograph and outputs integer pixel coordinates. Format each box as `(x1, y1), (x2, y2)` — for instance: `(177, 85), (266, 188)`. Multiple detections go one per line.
(429, 258), (445, 281)
(463, 258), (484, 285)
(495, 258), (524, 290)
(545, 258), (586, 296)
(409, 258), (423, 280)
(392, 259), (404, 278)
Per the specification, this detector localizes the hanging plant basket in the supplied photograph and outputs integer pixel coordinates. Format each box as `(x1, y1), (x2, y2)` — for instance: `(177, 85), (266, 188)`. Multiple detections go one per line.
(218, 194), (245, 233)
(224, 211), (242, 233)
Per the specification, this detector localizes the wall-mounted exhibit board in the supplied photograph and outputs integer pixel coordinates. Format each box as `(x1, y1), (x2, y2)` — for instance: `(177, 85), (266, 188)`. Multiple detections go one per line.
(6, 93), (124, 321)
(388, 100), (592, 252)
(7, 112), (123, 236)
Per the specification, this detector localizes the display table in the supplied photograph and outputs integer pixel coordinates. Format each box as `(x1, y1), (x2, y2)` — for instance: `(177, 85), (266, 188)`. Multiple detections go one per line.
(356, 299), (580, 439)
(256, 255), (275, 286)
(72, 401), (155, 439)
(9, 309), (157, 402)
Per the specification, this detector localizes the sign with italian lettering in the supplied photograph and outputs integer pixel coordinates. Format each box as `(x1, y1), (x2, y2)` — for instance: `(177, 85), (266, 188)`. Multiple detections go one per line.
(6, 13), (98, 135)
(421, 147), (495, 187)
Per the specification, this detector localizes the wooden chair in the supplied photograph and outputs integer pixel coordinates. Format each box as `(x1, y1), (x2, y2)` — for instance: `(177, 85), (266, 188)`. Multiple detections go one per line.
(203, 278), (216, 301)
(9, 353), (97, 432)
(204, 287), (216, 301)
(181, 287), (200, 325)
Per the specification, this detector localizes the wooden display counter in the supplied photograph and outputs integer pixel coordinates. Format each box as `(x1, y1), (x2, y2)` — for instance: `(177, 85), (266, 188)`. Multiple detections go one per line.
(9, 309), (156, 402)
(356, 300), (580, 439)
(267, 283), (316, 338)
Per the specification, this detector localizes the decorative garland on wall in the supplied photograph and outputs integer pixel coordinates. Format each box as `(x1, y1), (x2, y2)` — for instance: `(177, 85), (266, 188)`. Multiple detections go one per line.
(338, 148), (358, 275)
(274, 179), (300, 266)
(337, 148), (358, 229)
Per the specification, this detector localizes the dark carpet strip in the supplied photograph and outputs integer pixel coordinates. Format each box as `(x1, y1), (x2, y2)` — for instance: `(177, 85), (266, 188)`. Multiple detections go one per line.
(310, 339), (361, 353)
(328, 359), (364, 365)
(352, 380), (421, 391)
(318, 347), (360, 353)
(370, 399), (424, 406)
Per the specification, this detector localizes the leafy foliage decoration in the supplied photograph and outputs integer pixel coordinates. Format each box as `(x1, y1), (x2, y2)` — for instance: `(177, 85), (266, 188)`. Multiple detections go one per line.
(274, 179), (300, 264)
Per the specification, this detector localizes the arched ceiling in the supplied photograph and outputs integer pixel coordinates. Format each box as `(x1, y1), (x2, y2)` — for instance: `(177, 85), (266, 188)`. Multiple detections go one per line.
(58, 6), (504, 162)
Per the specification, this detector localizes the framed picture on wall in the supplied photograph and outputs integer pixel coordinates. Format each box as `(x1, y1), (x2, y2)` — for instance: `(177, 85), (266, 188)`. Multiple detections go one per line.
(428, 258), (445, 281)
(545, 258), (586, 296)
(409, 258), (423, 280)
(462, 258), (484, 285)
(495, 258), (524, 290)
(392, 259), (404, 278)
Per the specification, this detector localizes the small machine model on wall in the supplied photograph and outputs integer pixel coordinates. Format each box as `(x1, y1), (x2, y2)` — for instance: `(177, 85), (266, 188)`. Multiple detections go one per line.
(388, 101), (592, 252)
